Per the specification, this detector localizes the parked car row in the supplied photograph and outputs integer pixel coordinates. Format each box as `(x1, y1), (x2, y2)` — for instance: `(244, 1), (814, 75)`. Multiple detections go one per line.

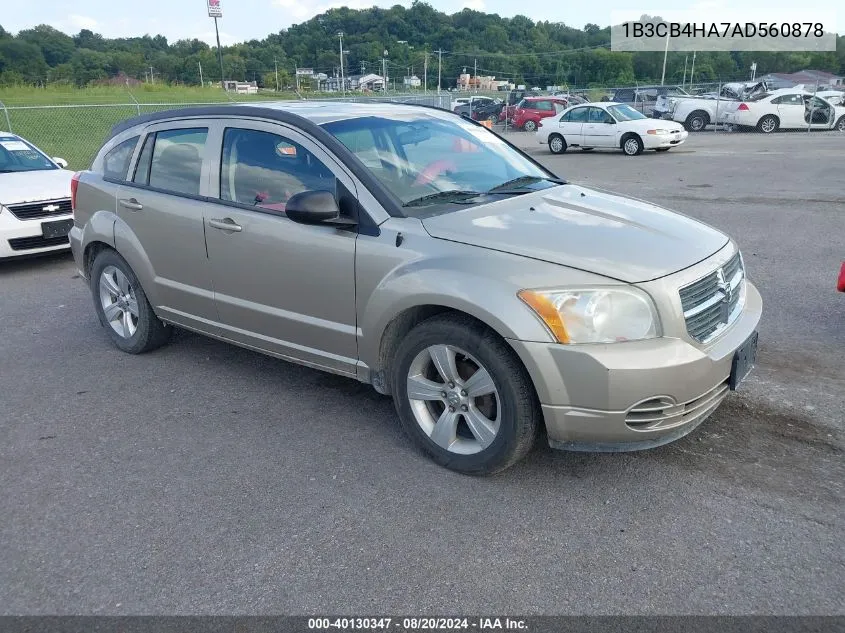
(656, 84), (845, 133)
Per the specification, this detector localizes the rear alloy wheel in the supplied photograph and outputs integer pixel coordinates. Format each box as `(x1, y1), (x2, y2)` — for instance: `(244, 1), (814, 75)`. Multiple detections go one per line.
(523, 120), (537, 132)
(90, 249), (171, 354)
(622, 134), (644, 156)
(548, 134), (567, 154)
(836, 116), (845, 132)
(392, 315), (539, 475)
(757, 115), (779, 134)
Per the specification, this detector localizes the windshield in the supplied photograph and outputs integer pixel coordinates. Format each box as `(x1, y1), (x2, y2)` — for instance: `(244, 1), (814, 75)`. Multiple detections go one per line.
(0, 137), (57, 173)
(322, 114), (557, 212)
(607, 104), (648, 121)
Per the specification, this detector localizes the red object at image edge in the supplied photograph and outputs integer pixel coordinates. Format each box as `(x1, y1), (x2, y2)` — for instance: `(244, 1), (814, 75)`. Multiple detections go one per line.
(837, 262), (845, 292)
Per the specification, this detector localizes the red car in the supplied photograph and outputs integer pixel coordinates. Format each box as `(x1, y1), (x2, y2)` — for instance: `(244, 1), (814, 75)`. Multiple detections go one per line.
(838, 262), (845, 292)
(513, 97), (569, 131)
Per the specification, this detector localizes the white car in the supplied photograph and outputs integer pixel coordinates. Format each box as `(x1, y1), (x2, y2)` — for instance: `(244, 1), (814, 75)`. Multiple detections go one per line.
(536, 102), (688, 156)
(718, 89), (845, 133)
(0, 133), (74, 258)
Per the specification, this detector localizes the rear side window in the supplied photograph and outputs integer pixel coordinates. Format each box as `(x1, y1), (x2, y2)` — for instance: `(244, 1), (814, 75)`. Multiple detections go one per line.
(220, 128), (335, 212)
(102, 136), (139, 180)
(132, 128), (208, 196)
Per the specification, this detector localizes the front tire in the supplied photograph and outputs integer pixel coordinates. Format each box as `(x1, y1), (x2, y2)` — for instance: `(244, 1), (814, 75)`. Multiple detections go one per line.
(836, 116), (845, 132)
(757, 114), (779, 134)
(548, 134), (567, 154)
(90, 249), (171, 354)
(622, 134), (644, 156)
(523, 120), (537, 132)
(391, 314), (540, 475)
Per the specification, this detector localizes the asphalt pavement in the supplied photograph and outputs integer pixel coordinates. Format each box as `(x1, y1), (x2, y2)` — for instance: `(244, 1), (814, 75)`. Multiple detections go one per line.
(1, 130), (843, 615)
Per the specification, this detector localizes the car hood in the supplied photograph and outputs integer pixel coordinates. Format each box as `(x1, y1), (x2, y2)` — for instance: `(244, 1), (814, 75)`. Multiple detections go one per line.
(421, 184), (729, 283)
(0, 169), (74, 206)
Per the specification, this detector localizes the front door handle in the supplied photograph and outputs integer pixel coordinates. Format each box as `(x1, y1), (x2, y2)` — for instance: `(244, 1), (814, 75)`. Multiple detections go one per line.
(119, 198), (143, 211)
(208, 218), (242, 232)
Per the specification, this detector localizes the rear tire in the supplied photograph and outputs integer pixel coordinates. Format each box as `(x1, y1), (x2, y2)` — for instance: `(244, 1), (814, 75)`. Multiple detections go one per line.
(523, 120), (537, 132)
(391, 314), (540, 475)
(685, 111), (709, 132)
(757, 115), (779, 134)
(90, 249), (171, 354)
(621, 134), (643, 156)
(548, 134), (567, 154)
(836, 116), (845, 132)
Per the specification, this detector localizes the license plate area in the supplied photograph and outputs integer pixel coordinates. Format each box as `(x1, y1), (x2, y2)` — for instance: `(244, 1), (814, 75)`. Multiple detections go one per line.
(41, 218), (74, 239)
(729, 331), (758, 390)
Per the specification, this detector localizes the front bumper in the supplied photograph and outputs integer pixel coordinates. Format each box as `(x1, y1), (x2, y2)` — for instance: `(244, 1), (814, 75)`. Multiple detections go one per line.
(0, 212), (73, 258)
(642, 130), (688, 149)
(508, 281), (762, 451)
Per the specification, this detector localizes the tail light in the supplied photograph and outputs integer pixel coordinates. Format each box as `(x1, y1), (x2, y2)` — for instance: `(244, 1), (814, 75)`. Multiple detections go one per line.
(737, 103), (750, 111)
(71, 172), (81, 214)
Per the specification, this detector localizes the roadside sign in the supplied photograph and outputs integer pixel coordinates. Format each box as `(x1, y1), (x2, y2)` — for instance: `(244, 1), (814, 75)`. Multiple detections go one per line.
(208, 0), (222, 18)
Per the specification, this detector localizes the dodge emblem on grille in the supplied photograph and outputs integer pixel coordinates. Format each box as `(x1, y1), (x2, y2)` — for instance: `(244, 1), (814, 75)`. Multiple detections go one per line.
(42, 204), (60, 212)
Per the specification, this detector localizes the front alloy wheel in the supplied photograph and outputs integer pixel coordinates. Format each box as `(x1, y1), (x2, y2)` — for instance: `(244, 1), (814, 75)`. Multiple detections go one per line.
(406, 344), (501, 455)
(392, 314), (540, 474)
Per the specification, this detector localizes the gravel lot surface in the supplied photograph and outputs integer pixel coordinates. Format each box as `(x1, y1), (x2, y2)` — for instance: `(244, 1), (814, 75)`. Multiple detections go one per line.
(1, 129), (843, 615)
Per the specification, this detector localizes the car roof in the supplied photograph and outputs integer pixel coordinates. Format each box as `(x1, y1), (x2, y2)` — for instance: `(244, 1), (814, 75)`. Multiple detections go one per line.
(107, 101), (460, 140)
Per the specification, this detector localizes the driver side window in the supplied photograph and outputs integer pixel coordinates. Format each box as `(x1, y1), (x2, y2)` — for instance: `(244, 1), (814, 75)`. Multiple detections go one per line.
(220, 128), (335, 213)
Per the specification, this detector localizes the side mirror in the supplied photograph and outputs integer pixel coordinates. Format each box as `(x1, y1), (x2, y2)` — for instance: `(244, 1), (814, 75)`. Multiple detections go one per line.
(53, 157), (68, 168)
(605, 119), (615, 124)
(285, 190), (341, 225)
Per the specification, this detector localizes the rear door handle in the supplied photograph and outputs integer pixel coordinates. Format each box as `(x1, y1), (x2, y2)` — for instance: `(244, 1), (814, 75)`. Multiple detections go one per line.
(119, 198), (143, 211)
(208, 218), (242, 232)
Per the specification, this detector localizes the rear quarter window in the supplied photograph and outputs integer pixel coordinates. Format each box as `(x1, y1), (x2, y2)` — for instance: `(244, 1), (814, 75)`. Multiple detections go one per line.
(102, 136), (139, 181)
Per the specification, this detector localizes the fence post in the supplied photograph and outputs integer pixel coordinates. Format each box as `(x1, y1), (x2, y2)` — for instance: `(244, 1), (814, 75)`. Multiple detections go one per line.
(714, 82), (721, 133)
(0, 99), (11, 133)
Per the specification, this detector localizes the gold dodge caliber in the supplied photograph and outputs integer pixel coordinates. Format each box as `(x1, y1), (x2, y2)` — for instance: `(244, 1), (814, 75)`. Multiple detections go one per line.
(69, 102), (761, 474)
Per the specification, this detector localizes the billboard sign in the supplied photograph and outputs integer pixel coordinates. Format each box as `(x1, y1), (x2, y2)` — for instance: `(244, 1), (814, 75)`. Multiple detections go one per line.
(207, 0), (222, 18)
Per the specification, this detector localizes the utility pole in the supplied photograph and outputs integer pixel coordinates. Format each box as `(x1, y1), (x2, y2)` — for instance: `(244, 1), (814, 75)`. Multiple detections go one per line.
(337, 32), (345, 96)
(682, 55), (688, 89)
(437, 48), (442, 94)
(361, 61), (366, 74)
(213, 16), (225, 90)
(660, 33), (669, 86)
(149, 66), (154, 84)
(295, 65), (299, 92)
(198, 61), (203, 87)
(274, 57), (279, 91)
(474, 58), (477, 93)
(383, 49), (388, 95)
(423, 50), (428, 94)
(690, 51), (696, 87)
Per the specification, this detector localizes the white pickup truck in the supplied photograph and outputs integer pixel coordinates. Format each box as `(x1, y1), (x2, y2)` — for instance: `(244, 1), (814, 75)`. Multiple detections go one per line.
(654, 81), (769, 131)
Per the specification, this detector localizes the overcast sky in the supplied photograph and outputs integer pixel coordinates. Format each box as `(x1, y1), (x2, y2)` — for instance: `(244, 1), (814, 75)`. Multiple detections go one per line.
(3, 0), (839, 45)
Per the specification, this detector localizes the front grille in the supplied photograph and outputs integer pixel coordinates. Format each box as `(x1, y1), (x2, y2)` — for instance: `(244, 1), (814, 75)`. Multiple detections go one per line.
(679, 251), (744, 343)
(625, 380), (730, 431)
(6, 198), (72, 220)
(8, 235), (70, 251)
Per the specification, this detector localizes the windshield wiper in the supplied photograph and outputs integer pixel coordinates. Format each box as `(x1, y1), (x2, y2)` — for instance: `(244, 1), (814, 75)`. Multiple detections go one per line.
(487, 175), (565, 194)
(402, 190), (483, 208)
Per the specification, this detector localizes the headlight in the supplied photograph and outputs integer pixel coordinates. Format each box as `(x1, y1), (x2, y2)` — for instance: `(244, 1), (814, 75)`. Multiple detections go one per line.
(647, 129), (670, 135)
(518, 287), (661, 344)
